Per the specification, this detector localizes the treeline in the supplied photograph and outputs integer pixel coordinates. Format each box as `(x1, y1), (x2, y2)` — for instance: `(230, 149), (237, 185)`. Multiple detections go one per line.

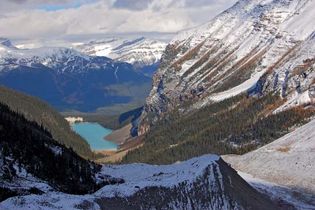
(122, 94), (314, 164)
(0, 86), (94, 159)
(0, 102), (116, 201)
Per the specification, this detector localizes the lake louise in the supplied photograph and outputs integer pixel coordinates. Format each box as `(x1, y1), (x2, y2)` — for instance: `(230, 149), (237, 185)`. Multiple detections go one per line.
(2, 1), (315, 209)
(71, 122), (118, 151)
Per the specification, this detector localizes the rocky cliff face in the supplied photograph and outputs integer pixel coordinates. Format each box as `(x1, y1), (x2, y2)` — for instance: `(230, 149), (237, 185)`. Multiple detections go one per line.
(139, 0), (315, 134)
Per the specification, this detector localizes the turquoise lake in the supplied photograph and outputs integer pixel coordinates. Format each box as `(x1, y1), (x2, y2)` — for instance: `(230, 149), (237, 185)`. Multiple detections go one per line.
(71, 122), (118, 151)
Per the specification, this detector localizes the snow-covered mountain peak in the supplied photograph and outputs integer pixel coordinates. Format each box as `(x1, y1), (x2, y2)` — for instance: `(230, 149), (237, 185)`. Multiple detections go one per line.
(75, 37), (167, 68)
(172, 0), (314, 47)
(0, 37), (166, 75)
(0, 43), (115, 74)
(1, 45), (87, 60)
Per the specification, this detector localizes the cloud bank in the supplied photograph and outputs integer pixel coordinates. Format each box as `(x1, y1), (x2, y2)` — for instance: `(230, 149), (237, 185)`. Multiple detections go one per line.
(0, 0), (237, 41)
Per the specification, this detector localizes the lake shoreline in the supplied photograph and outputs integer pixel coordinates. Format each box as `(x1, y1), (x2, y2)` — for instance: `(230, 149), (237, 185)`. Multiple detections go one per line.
(71, 122), (118, 151)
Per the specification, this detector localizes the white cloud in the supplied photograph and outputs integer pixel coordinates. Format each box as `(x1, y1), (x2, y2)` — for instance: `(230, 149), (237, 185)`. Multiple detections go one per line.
(0, 0), (237, 41)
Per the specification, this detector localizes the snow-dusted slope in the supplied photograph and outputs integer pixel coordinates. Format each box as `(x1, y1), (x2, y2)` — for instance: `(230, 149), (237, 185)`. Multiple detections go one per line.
(139, 0), (315, 133)
(1, 155), (278, 210)
(75, 37), (167, 68)
(238, 172), (315, 210)
(223, 118), (315, 194)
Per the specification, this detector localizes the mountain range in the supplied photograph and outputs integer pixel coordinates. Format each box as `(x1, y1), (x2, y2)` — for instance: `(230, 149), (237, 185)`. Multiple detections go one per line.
(0, 38), (152, 112)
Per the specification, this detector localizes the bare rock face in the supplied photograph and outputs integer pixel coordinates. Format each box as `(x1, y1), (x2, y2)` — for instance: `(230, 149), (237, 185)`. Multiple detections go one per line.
(139, 0), (315, 134)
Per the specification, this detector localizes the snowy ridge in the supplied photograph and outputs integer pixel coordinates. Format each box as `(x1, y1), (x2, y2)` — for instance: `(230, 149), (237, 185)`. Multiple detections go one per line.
(95, 154), (220, 197)
(0, 40), (88, 60)
(75, 37), (167, 68)
(0, 161), (53, 194)
(0, 155), (277, 210)
(0, 41), (97, 74)
(0, 39), (140, 74)
(139, 0), (315, 134)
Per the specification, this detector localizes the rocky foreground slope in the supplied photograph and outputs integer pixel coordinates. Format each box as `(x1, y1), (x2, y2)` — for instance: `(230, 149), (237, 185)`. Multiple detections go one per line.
(139, 0), (315, 134)
(1, 154), (279, 210)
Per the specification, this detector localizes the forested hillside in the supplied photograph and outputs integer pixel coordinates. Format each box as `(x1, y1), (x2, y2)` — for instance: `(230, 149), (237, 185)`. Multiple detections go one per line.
(0, 102), (122, 202)
(123, 94), (314, 164)
(0, 86), (93, 159)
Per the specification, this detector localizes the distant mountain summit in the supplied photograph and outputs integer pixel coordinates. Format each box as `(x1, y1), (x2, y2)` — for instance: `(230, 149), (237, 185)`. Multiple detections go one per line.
(75, 37), (167, 76)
